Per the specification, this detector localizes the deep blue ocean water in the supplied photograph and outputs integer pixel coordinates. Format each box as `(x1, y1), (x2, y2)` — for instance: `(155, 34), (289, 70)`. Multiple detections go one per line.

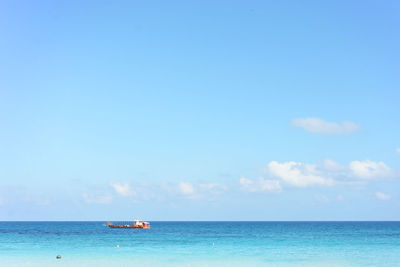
(0, 221), (399, 266)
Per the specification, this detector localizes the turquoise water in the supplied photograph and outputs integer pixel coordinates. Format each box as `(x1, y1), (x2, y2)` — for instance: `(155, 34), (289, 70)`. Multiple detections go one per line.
(0, 222), (399, 266)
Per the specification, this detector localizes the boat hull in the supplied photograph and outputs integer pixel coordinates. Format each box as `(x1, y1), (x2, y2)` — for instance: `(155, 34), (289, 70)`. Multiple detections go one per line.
(107, 222), (150, 229)
(108, 225), (150, 229)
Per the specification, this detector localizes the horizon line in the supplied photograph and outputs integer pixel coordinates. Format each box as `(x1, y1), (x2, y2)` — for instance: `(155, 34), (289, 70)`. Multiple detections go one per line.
(1, 220), (399, 222)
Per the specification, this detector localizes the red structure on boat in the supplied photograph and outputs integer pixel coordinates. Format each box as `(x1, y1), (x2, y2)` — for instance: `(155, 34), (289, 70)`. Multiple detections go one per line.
(107, 220), (150, 229)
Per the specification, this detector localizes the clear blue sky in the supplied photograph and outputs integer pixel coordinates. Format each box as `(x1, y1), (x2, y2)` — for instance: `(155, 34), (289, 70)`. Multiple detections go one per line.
(0, 0), (399, 220)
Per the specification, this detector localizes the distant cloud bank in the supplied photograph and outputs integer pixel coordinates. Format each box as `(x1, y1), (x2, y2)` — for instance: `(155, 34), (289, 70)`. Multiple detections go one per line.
(104, 180), (228, 202)
(77, 158), (395, 205)
(239, 159), (395, 193)
(291, 117), (360, 135)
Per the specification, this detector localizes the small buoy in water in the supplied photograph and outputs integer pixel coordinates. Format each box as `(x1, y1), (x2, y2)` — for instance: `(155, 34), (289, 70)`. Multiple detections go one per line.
(116, 244), (120, 248)
(56, 255), (61, 259)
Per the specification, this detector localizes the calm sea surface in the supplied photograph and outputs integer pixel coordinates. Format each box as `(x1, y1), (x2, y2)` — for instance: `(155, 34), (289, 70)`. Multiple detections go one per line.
(0, 221), (399, 266)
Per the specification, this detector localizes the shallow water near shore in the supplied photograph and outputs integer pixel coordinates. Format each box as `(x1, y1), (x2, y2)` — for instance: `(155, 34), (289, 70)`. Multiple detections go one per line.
(0, 221), (399, 266)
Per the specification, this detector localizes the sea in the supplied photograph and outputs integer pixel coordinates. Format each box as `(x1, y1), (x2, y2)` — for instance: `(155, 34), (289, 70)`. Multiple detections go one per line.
(0, 221), (399, 266)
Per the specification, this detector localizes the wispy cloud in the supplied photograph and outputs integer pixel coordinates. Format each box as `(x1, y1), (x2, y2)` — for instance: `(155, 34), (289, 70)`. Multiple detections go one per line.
(177, 182), (228, 200)
(397, 148), (400, 154)
(323, 159), (346, 172)
(291, 117), (360, 135)
(0, 186), (52, 207)
(110, 182), (135, 197)
(178, 182), (195, 195)
(82, 193), (112, 204)
(314, 194), (330, 202)
(198, 183), (228, 195)
(107, 181), (228, 201)
(239, 177), (281, 193)
(375, 192), (391, 200)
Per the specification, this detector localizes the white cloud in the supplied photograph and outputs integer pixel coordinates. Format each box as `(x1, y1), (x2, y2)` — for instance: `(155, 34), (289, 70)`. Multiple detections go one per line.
(268, 161), (334, 187)
(349, 160), (392, 179)
(178, 182), (195, 195)
(375, 192), (391, 200)
(110, 182), (135, 197)
(291, 117), (360, 135)
(239, 177), (281, 193)
(396, 148), (400, 154)
(82, 193), (112, 204)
